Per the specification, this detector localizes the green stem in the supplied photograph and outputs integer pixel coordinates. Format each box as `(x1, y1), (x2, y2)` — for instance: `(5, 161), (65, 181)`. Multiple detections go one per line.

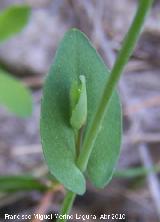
(56, 191), (76, 222)
(75, 127), (84, 157)
(56, 0), (153, 221)
(77, 0), (154, 172)
(56, 128), (82, 222)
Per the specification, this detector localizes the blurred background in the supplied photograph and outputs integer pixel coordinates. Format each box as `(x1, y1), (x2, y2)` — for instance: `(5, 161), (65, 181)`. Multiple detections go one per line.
(0, 0), (160, 221)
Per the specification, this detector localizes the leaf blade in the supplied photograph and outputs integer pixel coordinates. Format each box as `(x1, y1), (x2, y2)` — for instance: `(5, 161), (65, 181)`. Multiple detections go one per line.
(0, 5), (31, 42)
(87, 93), (122, 187)
(40, 53), (86, 195)
(0, 175), (47, 192)
(0, 69), (32, 117)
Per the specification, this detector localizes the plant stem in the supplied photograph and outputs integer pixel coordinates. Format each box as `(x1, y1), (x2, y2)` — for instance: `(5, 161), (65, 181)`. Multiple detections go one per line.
(56, 128), (83, 222)
(75, 127), (84, 157)
(56, 0), (153, 221)
(77, 0), (154, 172)
(56, 191), (76, 222)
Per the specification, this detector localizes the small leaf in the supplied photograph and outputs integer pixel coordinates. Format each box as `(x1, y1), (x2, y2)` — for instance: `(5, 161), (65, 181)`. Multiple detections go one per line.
(70, 75), (87, 130)
(0, 5), (31, 42)
(0, 69), (32, 117)
(0, 175), (47, 192)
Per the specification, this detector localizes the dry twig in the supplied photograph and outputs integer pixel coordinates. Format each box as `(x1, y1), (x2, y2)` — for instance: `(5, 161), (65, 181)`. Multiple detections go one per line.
(31, 184), (64, 222)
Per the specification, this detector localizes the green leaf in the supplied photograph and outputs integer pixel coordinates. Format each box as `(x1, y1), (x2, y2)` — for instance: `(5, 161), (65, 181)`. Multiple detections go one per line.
(0, 5), (31, 42)
(87, 95), (122, 188)
(0, 175), (47, 192)
(70, 75), (87, 130)
(114, 165), (160, 179)
(0, 69), (32, 117)
(40, 29), (121, 194)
